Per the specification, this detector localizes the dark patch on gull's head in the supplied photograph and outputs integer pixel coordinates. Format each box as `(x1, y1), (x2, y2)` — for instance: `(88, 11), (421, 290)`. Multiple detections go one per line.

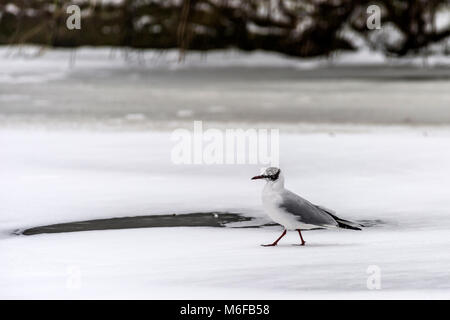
(251, 167), (281, 181)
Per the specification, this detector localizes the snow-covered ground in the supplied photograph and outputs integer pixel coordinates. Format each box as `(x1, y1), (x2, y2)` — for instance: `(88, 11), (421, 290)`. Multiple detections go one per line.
(2, 225), (450, 299)
(1, 47), (450, 299)
(2, 128), (450, 299)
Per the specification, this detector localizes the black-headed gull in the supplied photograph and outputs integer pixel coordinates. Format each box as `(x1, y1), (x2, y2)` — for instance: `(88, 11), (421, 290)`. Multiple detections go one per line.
(252, 167), (361, 246)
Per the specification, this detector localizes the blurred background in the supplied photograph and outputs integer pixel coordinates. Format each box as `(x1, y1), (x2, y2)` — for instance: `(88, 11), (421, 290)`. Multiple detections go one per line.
(1, 0), (450, 57)
(0, 0), (449, 128)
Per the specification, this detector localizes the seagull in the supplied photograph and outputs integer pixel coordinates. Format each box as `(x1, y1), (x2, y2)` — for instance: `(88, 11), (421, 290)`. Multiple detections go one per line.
(251, 167), (362, 246)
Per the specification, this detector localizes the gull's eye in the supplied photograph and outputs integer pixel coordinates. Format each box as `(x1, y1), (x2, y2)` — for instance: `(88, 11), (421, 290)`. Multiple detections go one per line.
(264, 167), (280, 180)
(265, 167), (279, 176)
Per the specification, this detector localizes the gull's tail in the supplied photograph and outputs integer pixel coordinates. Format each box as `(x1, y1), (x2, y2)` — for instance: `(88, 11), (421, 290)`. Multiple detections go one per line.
(332, 216), (362, 230)
(315, 205), (363, 230)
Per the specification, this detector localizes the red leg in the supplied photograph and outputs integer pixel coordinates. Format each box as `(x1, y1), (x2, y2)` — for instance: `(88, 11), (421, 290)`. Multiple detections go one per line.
(297, 229), (306, 246)
(262, 229), (286, 247)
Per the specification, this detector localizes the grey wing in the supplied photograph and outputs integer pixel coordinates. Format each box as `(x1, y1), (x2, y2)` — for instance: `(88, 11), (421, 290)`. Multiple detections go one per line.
(278, 190), (338, 227)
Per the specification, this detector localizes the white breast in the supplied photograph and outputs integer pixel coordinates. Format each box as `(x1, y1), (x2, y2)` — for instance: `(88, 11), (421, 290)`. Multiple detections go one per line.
(262, 183), (305, 230)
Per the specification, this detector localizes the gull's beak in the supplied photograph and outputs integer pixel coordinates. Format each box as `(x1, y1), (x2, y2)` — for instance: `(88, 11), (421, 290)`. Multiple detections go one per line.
(251, 175), (264, 180)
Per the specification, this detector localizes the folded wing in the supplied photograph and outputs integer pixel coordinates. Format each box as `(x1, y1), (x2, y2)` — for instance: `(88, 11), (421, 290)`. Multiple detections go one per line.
(278, 190), (338, 228)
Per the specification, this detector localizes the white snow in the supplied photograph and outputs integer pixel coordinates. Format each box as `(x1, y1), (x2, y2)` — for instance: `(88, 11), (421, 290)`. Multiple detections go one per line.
(1, 226), (449, 299)
(1, 46), (450, 81)
(1, 128), (450, 299)
(435, 6), (450, 32)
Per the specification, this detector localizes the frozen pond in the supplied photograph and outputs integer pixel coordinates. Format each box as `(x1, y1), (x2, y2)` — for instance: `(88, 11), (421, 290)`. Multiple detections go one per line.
(2, 129), (450, 299)
(1, 48), (450, 299)
(1, 48), (450, 128)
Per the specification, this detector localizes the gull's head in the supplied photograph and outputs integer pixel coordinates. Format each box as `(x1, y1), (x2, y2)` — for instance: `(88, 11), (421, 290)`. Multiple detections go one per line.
(251, 167), (281, 182)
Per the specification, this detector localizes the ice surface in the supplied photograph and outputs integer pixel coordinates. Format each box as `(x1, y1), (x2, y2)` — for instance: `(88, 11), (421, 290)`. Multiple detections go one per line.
(1, 128), (450, 299)
(1, 225), (450, 299)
